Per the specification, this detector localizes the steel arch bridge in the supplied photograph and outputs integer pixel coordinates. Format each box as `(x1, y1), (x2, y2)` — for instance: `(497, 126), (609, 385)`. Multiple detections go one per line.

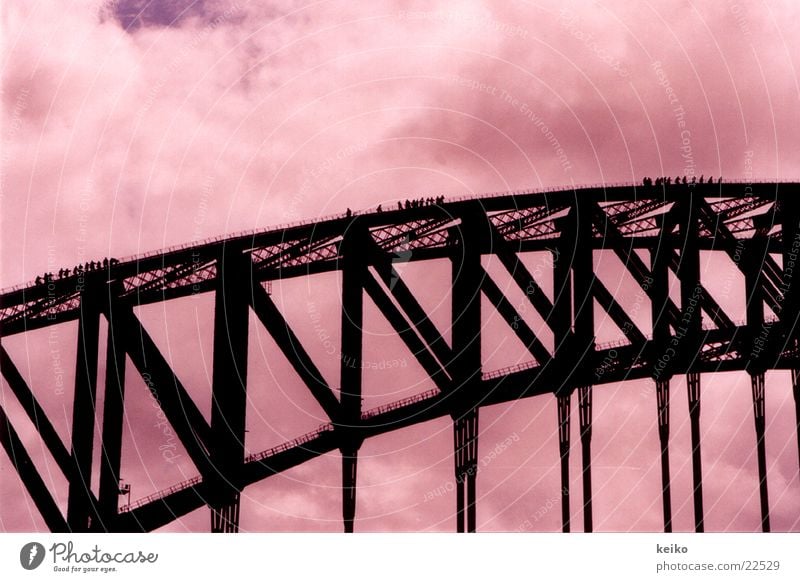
(2, 180), (800, 534)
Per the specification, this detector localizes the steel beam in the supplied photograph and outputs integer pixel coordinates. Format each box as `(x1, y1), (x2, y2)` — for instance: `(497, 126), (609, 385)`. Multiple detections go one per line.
(67, 289), (101, 532)
(209, 246), (251, 533)
(656, 379), (672, 532)
(571, 201), (595, 533)
(742, 210), (772, 533)
(695, 197), (782, 312)
(687, 372), (704, 532)
(114, 304), (213, 473)
(676, 190), (702, 367)
(0, 344), (73, 475)
(780, 196), (800, 476)
(750, 372), (771, 532)
(480, 273), (552, 365)
(363, 273), (450, 389)
(592, 282), (647, 346)
(342, 446), (358, 534)
(249, 279), (340, 421)
(578, 386), (593, 532)
(361, 233), (453, 367)
(553, 211), (573, 533)
(489, 231), (554, 324)
(97, 299), (127, 531)
(794, 369), (800, 476)
(453, 408), (479, 533)
(593, 202), (681, 329)
(339, 222), (366, 532)
(0, 404), (68, 532)
(557, 392), (571, 532)
(450, 205), (484, 533)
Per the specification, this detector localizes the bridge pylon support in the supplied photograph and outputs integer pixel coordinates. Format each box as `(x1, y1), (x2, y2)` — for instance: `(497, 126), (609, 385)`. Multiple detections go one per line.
(97, 289), (127, 532)
(211, 494), (241, 533)
(339, 220), (366, 533)
(750, 372), (770, 532)
(687, 372), (704, 532)
(342, 446), (359, 533)
(209, 246), (251, 533)
(793, 368), (800, 477)
(557, 391), (571, 532)
(67, 286), (102, 533)
(578, 385), (593, 532)
(656, 379), (672, 532)
(449, 204), (483, 533)
(453, 408), (479, 533)
(781, 194), (800, 477)
(792, 368), (800, 482)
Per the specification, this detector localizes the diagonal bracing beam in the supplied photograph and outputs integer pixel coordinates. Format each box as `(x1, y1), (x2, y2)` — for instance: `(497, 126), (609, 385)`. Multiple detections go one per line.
(480, 273), (552, 365)
(488, 230), (555, 324)
(0, 404), (69, 532)
(367, 249), (453, 367)
(110, 303), (214, 475)
(593, 203), (681, 329)
(363, 273), (451, 389)
(249, 280), (340, 422)
(0, 344), (73, 476)
(592, 282), (647, 346)
(668, 251), (735, 331)
(1, 341), (104, 529)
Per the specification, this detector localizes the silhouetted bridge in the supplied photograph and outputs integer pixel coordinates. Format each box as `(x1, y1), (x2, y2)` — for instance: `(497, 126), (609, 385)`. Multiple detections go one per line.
(2, 181), (799, 533)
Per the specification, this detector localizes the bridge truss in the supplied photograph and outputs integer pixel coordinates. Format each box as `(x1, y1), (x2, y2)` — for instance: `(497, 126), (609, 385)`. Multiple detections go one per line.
(1, 181), (799, 533)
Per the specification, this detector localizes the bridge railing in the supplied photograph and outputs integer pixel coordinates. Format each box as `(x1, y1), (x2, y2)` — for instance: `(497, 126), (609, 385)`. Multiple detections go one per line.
(481, 360), (539, 380)
(360, 388), (441, 419)
(245, 423), (335, 464)
(119, 475), (202, 513)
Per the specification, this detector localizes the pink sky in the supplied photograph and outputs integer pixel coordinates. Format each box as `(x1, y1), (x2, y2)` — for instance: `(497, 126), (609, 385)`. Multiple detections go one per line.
(1, 0), (800, 532)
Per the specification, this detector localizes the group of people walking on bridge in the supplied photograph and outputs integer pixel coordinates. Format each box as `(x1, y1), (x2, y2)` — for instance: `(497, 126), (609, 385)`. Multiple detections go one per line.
(642, 175), (722, 187)
(398, 196), (445, 210)
(345, 196), (446, 217)
(34, 257), (118, 285)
